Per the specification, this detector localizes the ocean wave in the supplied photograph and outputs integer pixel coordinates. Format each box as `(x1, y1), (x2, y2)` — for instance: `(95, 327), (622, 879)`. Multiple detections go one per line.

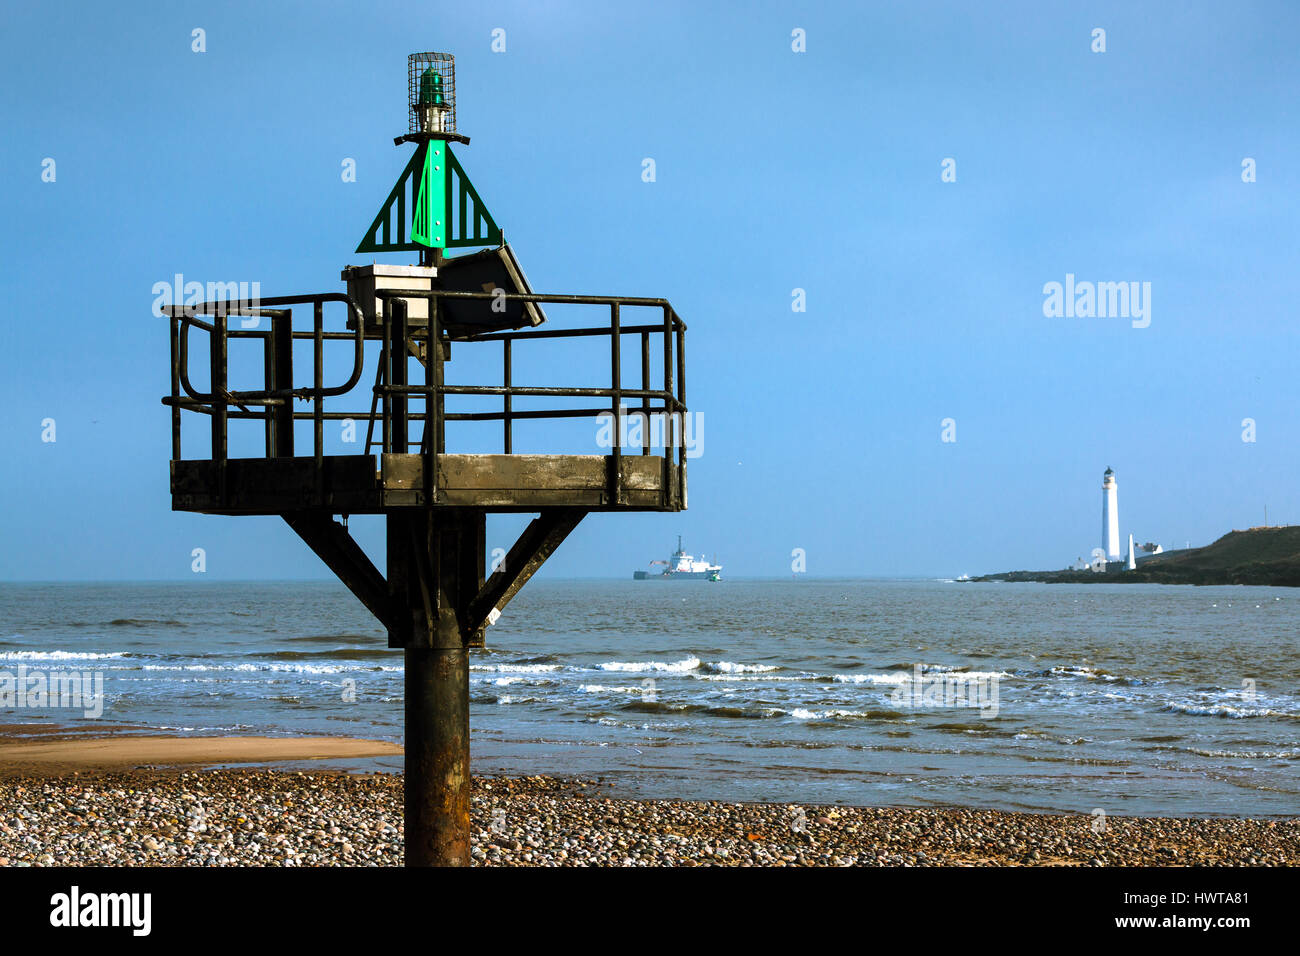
(940, 670), (1010, 681)
(703, 661), (780, 674)
(153, 724), (256, 733)
(832, 672), (911, 685)
(591, 716), (680, 731)
(266, 648), (392, 660)
(1014, 730), (1088, 744)
(1163, 700), (1293, 719)
(141, 662), (401, 675)
(787, 707), (907, 721)
(469, 663), (564, 674)
(1046, 664), (1147, 684)
(619, 699), (774, 719)
(106, 619), (186, 628)
(475, 675), (557, 688)
(0, 650), (129, 661)
(597, 656), (701, 673)
(1186, 747), (1300, 759)
(929, 721), (997, 734)
(694, 673), (813, 682)
(832, 669), (1008, 685)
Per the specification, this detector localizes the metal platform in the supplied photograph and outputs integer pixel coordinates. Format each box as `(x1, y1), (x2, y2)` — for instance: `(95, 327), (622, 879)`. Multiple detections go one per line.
(171, 451), (683, 514)
(162, 287), (688, 515)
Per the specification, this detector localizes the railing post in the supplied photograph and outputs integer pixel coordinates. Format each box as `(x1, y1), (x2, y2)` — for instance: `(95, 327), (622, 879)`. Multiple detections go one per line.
(169, 315), (181, 460)
(640, 330), (650, 456)
(426, 293), (440, 505)
(211, 310), (228, 503)
(675, 310), (686, 506)
(270, 310), (295, 457)
(382, 298), (393, 455)
(364, 348), (385, 458)
(662, 303), (674, 477)
(432, 294), (444, 455)
(313, 302), (325, 502)
(610, 301), (621, 505)
(261, 325), (274, 459)
(503, 338), (512, 454)
(390, 297), (409, 454)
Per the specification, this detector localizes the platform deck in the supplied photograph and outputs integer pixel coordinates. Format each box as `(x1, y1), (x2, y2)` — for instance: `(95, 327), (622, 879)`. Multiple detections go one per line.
(170, 453), (683, 515)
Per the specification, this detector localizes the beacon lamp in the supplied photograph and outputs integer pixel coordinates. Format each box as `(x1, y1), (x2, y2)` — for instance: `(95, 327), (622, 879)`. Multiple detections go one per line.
(417, 67), (450, 134)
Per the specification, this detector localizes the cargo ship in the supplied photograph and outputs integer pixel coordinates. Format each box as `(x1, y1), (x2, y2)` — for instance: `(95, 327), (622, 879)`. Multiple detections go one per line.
(633, 536), (722, 580)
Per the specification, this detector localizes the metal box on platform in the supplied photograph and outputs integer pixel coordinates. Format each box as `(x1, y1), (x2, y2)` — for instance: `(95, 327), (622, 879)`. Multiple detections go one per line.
(342, 263), (438, 333)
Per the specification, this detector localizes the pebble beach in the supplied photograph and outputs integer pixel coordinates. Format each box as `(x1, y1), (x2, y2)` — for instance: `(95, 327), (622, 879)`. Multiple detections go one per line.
(1, 769), (1295, 867)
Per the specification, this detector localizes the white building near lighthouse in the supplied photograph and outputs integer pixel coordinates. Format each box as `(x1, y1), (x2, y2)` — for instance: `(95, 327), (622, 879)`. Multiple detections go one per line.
(1102, 467), (1120, 562)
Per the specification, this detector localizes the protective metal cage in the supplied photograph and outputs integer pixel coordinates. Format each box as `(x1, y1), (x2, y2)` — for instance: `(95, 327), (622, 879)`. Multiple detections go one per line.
(408, 52), (457, 135)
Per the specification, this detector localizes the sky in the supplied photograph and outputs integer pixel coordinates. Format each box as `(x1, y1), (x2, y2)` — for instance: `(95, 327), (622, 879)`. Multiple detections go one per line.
(2, 0), (1299, 581)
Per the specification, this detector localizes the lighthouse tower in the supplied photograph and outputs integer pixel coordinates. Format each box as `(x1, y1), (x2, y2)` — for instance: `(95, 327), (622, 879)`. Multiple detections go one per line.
(1102, 467), (1120, 562)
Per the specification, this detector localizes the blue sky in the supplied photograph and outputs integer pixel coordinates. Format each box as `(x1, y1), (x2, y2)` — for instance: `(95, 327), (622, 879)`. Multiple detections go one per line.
(2, 0), (1298, 580)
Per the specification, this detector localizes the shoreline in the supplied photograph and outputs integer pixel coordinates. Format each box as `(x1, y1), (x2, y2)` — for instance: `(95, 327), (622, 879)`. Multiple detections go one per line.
(967, 571), (1300, 587)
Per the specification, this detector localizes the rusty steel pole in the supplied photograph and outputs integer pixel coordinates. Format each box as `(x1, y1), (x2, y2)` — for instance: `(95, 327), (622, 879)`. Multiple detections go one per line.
(404, 640), (470, 866)
(401, 506), (480, 866)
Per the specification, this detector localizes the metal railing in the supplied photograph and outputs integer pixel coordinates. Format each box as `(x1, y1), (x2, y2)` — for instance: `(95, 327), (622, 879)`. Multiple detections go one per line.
(162, 288), (689, 501)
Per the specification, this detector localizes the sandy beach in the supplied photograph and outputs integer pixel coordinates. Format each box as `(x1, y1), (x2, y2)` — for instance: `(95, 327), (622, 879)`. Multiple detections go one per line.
(0, 732), (401, 775)
(0, 735), (1294, 866)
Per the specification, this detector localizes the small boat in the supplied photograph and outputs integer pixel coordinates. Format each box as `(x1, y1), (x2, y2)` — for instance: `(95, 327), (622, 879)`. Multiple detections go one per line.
(633, 536), (722, 580)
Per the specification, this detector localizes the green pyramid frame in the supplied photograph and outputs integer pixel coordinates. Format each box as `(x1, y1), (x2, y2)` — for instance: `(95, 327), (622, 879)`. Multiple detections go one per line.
(356, 143), (503, 254)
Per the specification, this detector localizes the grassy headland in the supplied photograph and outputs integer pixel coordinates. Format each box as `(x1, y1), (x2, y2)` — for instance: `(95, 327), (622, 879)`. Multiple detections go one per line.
(973, 526), (1300, 587)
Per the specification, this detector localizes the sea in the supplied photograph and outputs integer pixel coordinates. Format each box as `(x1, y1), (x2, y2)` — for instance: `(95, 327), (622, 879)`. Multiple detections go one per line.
(1, 579), (1297, 817)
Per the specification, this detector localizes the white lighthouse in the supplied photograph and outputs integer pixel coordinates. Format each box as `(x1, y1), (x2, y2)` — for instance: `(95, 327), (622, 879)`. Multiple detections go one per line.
(1102, 467), (1120, 562)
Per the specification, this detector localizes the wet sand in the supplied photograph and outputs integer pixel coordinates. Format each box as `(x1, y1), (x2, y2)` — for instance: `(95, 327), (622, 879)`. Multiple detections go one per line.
(0, 732), (401, 776)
